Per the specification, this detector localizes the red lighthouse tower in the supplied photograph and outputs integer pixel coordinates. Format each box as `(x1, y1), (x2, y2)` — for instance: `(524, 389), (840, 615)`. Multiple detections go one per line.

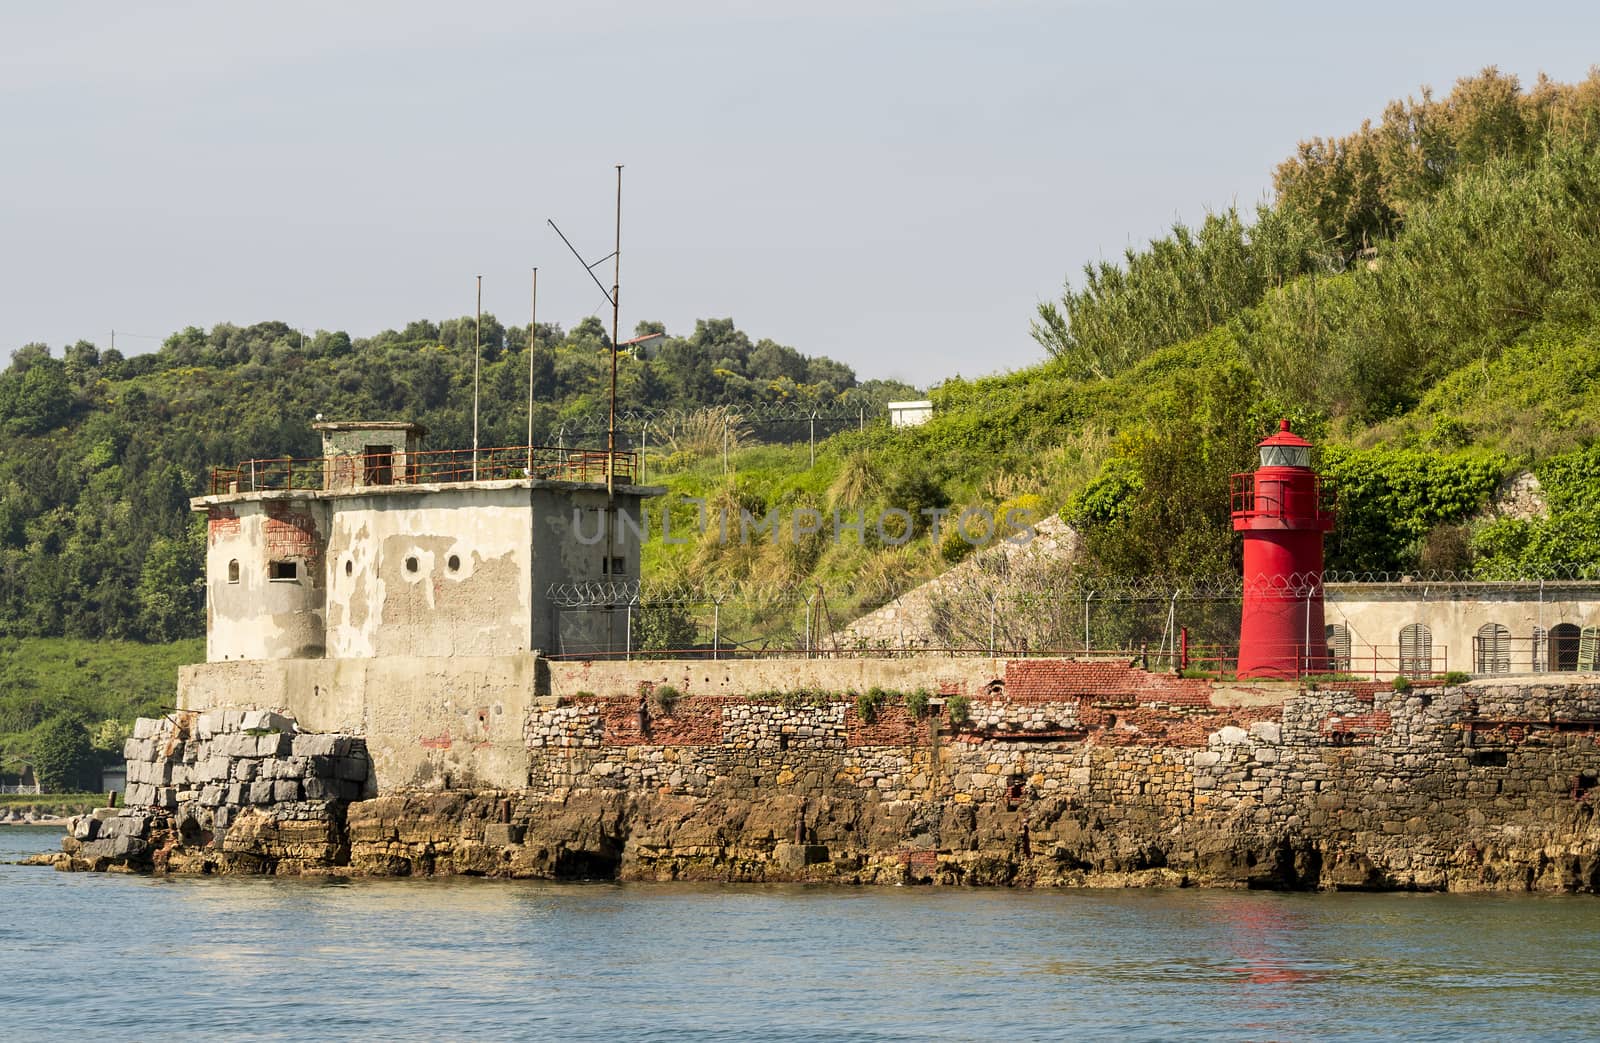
(1231, 420), (1335, 679)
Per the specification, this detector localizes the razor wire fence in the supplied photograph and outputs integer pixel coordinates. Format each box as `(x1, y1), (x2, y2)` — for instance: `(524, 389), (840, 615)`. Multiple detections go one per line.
(544, 565), (1600, 676)
(543, 404), (880, 463)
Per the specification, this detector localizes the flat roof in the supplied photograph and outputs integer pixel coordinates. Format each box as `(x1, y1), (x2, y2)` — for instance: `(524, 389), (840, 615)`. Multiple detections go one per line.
(310, 420), (428, 434)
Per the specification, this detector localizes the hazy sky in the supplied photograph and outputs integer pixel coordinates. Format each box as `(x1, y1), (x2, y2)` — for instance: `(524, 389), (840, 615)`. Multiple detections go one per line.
(3, 1), (1597, 387)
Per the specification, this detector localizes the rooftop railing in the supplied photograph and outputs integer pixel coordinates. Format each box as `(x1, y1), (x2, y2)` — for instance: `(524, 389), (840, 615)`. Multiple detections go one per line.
(208, 444), (639, 495)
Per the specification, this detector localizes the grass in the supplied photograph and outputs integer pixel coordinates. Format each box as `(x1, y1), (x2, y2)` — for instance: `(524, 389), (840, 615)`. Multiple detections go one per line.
(0, 637), (203, 779)
(0, 793), (104, 817)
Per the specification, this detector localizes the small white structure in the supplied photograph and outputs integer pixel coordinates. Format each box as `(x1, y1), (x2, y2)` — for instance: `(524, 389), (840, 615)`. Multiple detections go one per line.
(887, 400), (933, 428)
(101, 764), (127, 794)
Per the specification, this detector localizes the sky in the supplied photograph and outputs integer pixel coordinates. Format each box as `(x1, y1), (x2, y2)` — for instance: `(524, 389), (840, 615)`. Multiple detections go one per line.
(3, 1), (1598, 387)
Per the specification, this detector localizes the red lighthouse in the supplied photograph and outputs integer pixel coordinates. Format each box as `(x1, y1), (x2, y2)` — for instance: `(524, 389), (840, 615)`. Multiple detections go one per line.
(1231, 420), (1335, 679)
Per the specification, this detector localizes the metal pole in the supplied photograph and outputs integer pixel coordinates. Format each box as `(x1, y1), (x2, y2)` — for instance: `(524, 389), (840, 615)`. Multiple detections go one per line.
(809, 411), (816, 468)
(722, 418), (730, 475)
(988, 593), (996, 654)
(625, 603), (633, 661)
(858, 406), (864, 433)
(608, 164), (623, 499)
(473, 274), (482, 481)
(713, 598), (721, 660)
(528, 267), (538, 475)
(1304, 591), (1311, 678)
(640, 421), (648, 484)
(1084, 592), (1094, 654)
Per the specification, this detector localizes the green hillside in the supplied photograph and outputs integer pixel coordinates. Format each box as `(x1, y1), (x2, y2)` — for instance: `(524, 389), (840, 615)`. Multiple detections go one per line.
(643, 67), (1600, 642)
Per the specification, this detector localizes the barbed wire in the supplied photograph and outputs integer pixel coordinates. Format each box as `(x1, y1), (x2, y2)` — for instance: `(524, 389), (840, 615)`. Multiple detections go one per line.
(545, 565), (1600, 608)
(550, 403), (880, 430)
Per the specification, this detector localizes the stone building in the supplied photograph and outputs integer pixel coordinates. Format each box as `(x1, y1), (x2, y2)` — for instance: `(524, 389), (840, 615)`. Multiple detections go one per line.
(194, 420), (661, 661)
(1324, 580), (1600, 677)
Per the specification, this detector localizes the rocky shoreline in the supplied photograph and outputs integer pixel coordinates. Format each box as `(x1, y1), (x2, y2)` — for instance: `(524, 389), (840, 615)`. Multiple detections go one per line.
(26, 783), (1599, 892)
(28, 677), (1600, 893)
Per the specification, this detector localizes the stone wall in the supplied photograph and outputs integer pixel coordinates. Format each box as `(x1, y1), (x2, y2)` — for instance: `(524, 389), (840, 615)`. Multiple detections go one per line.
(73, 658), (1600, 891)
(505, 671), (1600, 890)
(62, 710), (372, 874)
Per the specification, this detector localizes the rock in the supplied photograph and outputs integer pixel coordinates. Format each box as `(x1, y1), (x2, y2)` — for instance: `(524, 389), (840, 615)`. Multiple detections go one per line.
(292, 733), (342, 758)
(1249, 721), (1282, 744)
(772, 842), (830, 870)
(1211, 726), (1249, 746)
(484, 823), (526, 846)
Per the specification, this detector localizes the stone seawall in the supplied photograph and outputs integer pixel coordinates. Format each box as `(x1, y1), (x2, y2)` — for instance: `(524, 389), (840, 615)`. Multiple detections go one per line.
(54, 663), (1600, 891)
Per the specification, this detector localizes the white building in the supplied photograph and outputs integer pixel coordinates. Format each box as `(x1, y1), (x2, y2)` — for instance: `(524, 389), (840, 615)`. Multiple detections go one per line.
(887, 400), (933, 428)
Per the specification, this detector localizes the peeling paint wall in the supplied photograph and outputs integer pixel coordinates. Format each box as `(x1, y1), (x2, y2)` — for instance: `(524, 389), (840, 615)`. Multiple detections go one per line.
(206, 501), (330, 661)
(324, 488), (534, 658)
(196, 482), (657, 663)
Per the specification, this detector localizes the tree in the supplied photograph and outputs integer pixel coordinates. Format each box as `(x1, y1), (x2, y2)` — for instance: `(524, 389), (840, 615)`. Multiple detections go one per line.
(31, 716), (93, 792)
(136, 528), (205, 642)
(633, 599), (698, 651)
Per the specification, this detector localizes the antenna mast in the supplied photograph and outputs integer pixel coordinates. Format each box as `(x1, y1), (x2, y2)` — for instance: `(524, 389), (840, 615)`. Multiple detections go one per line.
(547, 164), (625, 498)
(609, 165), (622, 498)
(528, 267), (538, 475)
(472, 275), (482, 481)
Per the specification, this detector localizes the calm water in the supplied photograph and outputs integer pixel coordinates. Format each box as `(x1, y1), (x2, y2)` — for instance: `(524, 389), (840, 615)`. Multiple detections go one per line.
(3, 827), (1599, 1041)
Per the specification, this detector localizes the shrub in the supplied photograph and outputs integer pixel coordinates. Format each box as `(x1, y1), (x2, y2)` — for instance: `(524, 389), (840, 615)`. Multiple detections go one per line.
(946, 694), (971, 726)
(31, 716), (93, 793)
(856, 687), (889, 724)
(1442, 671), (1471, 686)
(906, 687), (931, 718)
(651, 684), (683, 715)
(1391, 676), (1413, 693)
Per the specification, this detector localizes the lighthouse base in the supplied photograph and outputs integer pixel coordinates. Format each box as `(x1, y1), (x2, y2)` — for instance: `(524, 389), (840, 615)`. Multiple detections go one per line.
(1237, 595), (1328, 680)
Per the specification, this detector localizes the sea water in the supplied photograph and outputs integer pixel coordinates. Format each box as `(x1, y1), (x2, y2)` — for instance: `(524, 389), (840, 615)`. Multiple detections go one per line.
(3, 826), (1598, 1041)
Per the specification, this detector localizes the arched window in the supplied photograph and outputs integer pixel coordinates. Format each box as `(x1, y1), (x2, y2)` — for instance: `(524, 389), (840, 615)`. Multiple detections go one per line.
(1476, 623), (1510, 674)
(227, 559), (240, 584)
(1551, 624), (1582, 672)
(1531, 626), (1548, 673)
(1399, 623), (1432, 677)
(1325, 624), (1351, 672)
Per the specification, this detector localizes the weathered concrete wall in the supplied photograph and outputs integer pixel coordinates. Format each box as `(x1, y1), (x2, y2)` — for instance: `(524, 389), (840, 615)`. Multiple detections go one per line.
(178, 655), (541, 791)
(546, 656), (1017, 702)
(324, 486), (535, 659)
(196, 481), (659, 663)
(205, 499), (331, 661)
(532, 488), (649, 656)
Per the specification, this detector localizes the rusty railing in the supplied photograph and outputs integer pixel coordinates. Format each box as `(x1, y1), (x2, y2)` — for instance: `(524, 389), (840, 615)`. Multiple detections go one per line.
(209, 445), (639, 495)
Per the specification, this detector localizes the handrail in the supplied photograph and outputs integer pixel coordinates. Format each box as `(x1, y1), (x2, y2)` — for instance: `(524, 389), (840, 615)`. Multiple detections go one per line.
(209, 444), (640, 494)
